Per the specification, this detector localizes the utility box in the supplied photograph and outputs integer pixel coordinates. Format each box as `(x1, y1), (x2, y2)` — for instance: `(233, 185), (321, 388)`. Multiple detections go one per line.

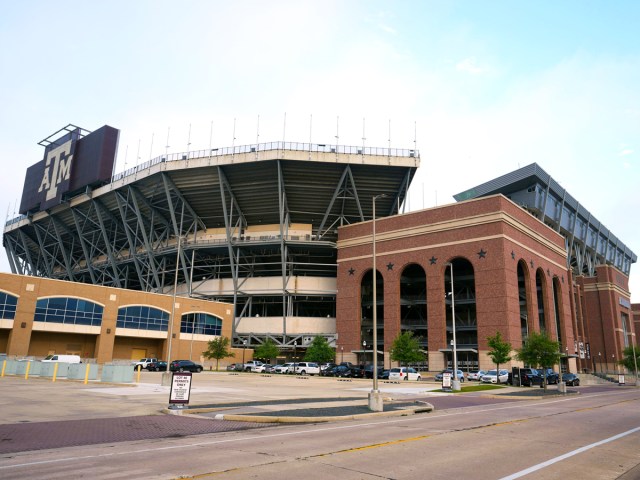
(68, 363), (98, 380)
(101, 364), (134, 383)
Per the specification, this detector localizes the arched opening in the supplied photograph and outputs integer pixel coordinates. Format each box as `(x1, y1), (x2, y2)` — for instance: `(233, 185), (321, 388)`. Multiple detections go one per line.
(552, 276), (565, 372)
(517, 260), (531, 346)
(400, 264), (427, 368)
(445, 258), (478, 371)
(361, 269), (384, 365)
(536, 269), (548, 334)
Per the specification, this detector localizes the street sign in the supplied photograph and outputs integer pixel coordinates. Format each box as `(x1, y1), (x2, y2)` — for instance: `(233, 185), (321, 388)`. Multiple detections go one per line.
(169, 371), (193, 407)
(442, 372), (452, 391)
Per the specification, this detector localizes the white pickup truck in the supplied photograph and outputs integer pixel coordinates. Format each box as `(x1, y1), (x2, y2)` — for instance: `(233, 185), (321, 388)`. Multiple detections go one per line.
(244, 360), (263, 372)
(132, 358), (158, 370)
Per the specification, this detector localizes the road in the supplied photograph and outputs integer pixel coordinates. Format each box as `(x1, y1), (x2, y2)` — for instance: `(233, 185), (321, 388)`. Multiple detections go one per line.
(1, 381), (638, 479)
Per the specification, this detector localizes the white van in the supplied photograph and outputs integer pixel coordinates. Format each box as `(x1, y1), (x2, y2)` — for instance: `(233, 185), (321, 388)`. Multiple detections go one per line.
(42, 354), (81, 364)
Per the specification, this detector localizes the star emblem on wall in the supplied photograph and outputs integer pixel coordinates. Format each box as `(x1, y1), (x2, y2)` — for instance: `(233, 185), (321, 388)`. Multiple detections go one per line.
(348, 268), (355, 276)
(429, 256), (437, 265)
(547, 268), (551, 276)
(511, 251), (516, 260)
(387, 262), (394, 271)
(530, 260), (534, 268)
(477, 249), (487, 259)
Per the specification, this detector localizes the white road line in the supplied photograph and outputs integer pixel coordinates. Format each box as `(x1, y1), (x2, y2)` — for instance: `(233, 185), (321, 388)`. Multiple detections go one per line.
(499, 425), (640, 480)
(1, 389), (637, 471)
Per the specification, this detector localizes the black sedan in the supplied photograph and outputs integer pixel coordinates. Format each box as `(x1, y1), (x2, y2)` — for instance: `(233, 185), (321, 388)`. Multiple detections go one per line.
(562, 373), (580, 386)
(325, 365), (363, 378)
(169, 360), (203, 373)
(147, 361), (167, 372)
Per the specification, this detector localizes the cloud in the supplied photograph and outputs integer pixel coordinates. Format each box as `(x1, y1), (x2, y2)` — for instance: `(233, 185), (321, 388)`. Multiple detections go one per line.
(619, 148), (634, 156)
(456, 57), (486, 75)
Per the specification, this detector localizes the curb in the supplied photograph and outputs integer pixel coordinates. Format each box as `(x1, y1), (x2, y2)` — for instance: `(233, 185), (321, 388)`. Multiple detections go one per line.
(163, 404), (434, 423)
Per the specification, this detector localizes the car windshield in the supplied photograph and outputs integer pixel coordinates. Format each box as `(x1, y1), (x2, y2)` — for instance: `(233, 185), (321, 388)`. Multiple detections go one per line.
(486, 370), (497, 375)
(390, 368), (401, 372)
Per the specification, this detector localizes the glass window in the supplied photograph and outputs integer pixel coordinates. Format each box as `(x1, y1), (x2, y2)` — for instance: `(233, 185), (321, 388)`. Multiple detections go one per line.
(180, 312), (222, 336)
(0, 292), (18, 319)
(117, 306), (169, 331)
(34, 297), (103, 326)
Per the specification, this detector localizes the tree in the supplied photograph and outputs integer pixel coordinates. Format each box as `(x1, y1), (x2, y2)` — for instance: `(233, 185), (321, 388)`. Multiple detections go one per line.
(202, 336), (235, 371)
(618, 345), (640, 375)
(487, 331), (512, 384)
(515, 332), (560, 391)
(304, 336), (336, 364)
(253, 338), (280, 363)
(390, 331), (425, 367)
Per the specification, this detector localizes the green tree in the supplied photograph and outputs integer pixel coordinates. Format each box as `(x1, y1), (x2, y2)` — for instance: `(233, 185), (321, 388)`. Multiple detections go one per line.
(253, 338), (280, 363)
(618, 345), (640, 376)
(515, 332), (560, 391)
(390, 331), (425, 368)
(202, 336), (235, 371)
(304, 336), (336, 364)
(487, 331), (512, 384)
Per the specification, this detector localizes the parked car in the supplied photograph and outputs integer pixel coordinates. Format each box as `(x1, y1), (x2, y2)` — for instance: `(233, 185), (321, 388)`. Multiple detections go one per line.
(132, 358), (158, 370)
(562, 373), (580, 386)
(434, 369), (465, 382)
(508, 368), (539, 386)
(293, 362), (320, 375)
(251, 363), (271, 373)
(389, 367), (422, 381)
(467, 370), (487, 381)
(263, 364), (275, 373)
(169, 360), (203, 373)
(275, 363), (293, 374)
(243, 360), (263, 372)
(481, 369), (509, 384)
(362, 364), (386, 379)
(320, 363), (337, 376)
(325, 365), (362, 378)
(147, 361), (167, 372)
(379, 369), (390, 380)
(226, 363), (240, 371)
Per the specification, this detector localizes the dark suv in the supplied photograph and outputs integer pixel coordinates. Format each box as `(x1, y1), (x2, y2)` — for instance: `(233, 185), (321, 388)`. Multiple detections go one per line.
(169, 360), (203, 373)
(509, 368), (539, 386)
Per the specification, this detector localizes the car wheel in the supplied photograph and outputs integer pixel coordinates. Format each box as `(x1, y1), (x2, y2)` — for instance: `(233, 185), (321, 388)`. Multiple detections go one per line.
(417, 376), (421, 381)
(196, 367), (202, 373)
(404, 376), (408, 381)
(301, 370), (306, 375)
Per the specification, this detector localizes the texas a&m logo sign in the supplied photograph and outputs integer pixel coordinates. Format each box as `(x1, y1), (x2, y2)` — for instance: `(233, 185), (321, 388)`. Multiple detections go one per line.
(20, 124), (119, 214)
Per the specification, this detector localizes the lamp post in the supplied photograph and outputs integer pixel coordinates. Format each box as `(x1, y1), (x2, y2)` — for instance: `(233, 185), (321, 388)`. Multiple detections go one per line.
(363, 340), (367, 366)
(447, 262), (460, 391)
(341, 346), (344, 364)
(369, 193), (386, 411)
(628, 333), (639, 386)
(598, 352), (601, 374)
(293, 341), (297, 375)
(242, 340), (247, 371)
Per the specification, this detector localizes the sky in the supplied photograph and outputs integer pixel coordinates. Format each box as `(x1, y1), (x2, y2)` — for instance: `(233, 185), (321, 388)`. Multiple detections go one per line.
(0, 1), (638, 300)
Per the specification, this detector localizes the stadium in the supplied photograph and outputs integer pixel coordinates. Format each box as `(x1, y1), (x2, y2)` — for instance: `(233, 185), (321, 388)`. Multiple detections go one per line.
(2, 124), (418, 360)
(1, 123), (636, 373)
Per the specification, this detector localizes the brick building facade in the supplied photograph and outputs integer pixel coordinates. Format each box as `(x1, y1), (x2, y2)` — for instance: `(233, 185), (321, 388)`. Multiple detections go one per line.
(337, 195), (580, 373)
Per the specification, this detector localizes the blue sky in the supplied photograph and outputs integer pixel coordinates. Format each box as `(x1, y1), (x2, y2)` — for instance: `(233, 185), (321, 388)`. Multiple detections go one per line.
(1, 1), (638, 299)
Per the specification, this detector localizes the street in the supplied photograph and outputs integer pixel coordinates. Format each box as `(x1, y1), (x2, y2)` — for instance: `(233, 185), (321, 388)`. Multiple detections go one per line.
(0, 373), (638, 479)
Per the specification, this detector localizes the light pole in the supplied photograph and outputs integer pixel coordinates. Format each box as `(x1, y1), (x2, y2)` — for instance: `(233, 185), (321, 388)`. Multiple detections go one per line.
(293, 341), (297, 374)
(363, 340), (367, 366)
(242, 339), (247, 371)
(447, 262), (460, 391)
(341, 346), (344, 364)
(369, 193), (386, 411)
(598, 352), (601, 374)
(628, 333), (639, 386)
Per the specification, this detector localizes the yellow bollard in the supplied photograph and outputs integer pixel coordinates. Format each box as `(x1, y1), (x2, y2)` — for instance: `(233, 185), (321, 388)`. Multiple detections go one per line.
(25, 361), (31, 380)
(1, 359), (6, 377)
(52, 362), (59, 382)
(136, 364), (141, 383)
(83, 363), (90, 384)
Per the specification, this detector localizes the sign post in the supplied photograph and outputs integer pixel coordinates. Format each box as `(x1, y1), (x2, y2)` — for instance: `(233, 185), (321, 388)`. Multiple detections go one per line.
(442, 371), (452, 392)
(169, 371), (193, 409)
